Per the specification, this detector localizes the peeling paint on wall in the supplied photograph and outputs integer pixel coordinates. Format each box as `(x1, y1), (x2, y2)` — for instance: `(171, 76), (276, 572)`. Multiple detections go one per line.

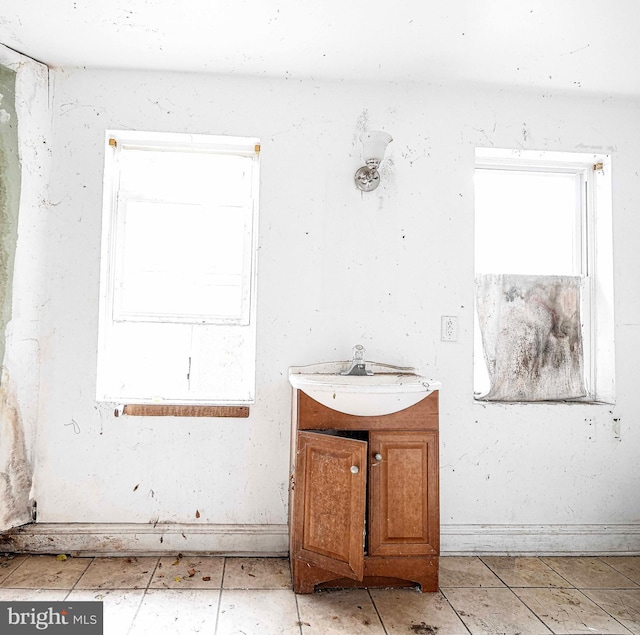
(0, 372), (33, 529)
(0, 64), (22, 371)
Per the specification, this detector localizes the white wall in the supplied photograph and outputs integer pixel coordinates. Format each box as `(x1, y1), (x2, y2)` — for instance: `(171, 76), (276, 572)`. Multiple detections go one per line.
(30, 68), (640, 552)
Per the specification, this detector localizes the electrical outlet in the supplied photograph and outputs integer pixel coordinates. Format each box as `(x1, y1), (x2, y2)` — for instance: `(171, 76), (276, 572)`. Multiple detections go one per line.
(441, 316), (458, 342)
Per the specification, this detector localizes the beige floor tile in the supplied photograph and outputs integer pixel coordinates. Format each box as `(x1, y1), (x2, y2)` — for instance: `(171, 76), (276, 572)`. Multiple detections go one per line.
(542, 557), (639, 589)
(439, 556), (505, 588)
(217, 589), (300, 635)
(481, 556), (571, 588)
(149, 555), (224, 589)
(67, 588), (144, 635)
(443, 587), (551, 635)
(0, 588), (68, 601)
(223, 557), (291, 589)
(370, 588), (468, 634)
(129, 588), (219, 634)
(603, 558), (640, 585)
(0, 555), (28, 584)
(583, 589), (640, 635)
(516, 587), (633, 634)
(0, 555), (91, 589)
(76, 556), (157, 589)
(297, 588), (384, 634)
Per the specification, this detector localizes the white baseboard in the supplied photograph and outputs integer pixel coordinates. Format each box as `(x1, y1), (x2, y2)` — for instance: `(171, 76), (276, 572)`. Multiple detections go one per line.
(1, 523), (638, 557)
(0, 523), (289, 557)
(441, 524), (640, 555)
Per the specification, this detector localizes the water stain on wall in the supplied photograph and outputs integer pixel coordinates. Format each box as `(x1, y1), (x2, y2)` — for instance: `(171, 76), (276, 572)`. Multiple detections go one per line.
(0, 373), (33, 529)
(0, 64), (22, 371)
(0, 64), (30, 530)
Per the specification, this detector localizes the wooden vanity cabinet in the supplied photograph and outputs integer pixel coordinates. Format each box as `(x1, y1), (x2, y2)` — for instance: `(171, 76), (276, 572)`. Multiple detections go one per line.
(290, 390), (439, 593)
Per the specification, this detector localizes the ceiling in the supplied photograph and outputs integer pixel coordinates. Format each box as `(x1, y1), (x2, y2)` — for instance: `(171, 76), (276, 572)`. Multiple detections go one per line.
(1, 0), (639, 96)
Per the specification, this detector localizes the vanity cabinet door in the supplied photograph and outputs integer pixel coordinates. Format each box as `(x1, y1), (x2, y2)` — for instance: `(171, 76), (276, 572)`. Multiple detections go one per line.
(368, 430), (439, 557)
(292, 431), (367, 580)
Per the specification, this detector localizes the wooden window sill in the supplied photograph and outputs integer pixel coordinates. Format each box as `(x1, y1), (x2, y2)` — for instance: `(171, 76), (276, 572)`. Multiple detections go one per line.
(117, 405), (249, 418)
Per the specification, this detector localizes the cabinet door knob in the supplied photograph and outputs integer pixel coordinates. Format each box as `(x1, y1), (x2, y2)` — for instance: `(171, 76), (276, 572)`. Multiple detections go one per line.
(374, 453), (383, 461)
(350, 465), (359, 474)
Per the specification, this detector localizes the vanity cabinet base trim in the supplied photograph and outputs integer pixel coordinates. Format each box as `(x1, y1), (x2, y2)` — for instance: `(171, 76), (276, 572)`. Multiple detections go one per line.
(292, 555), (439, 594)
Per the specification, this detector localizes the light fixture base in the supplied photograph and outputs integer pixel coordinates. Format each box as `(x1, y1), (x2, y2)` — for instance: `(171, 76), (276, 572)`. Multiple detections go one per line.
(354, 166), (381, 192)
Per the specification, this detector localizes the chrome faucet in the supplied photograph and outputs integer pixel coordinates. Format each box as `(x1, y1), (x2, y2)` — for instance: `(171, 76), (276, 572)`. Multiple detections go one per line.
(341, 344), (374, 376)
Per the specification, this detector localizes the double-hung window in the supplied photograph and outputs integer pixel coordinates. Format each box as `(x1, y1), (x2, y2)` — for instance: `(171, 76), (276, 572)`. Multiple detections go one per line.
(96, 130), (260, 405)
(474, 148), (614, 403)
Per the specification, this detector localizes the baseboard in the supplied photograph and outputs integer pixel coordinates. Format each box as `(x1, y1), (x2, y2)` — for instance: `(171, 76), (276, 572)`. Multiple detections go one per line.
(441, 524), (640, 555)
(1, 523), (638, 557)
(0, 523), (289, 557)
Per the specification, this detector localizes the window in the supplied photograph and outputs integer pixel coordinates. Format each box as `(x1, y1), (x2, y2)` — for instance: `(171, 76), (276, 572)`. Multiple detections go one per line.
(474, 148), (614, 403)
(96, 130), (260, 405)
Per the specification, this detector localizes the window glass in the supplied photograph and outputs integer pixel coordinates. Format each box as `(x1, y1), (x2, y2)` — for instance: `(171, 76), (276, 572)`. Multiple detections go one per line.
(117, 200), (247, 321)
(475, 169), (580, 276)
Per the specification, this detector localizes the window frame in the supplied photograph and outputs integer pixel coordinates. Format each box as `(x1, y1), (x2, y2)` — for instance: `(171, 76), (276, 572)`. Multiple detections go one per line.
(474, 148), (614, 404)
(96, 130), (260, 406)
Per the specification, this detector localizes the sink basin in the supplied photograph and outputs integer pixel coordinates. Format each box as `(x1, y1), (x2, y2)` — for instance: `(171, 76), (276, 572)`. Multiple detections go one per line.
(289, 361), (441, 416)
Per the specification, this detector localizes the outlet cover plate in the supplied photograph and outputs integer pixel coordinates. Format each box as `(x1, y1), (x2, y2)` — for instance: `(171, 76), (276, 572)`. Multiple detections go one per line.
(441, 316), (458, 342)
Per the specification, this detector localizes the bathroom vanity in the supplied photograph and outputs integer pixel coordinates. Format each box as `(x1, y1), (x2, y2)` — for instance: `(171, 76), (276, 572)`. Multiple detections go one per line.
(288, 360), (440, 594)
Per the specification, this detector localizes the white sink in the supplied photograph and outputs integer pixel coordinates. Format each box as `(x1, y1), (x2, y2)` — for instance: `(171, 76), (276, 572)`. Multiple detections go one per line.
(289, 361), (441, 417)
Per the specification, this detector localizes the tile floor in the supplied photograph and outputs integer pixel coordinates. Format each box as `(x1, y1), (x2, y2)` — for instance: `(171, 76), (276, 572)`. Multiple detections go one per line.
(0, 554), (639, 634)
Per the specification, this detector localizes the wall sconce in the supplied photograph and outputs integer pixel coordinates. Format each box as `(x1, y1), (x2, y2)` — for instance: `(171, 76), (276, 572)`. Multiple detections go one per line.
(354, 131), (393, 192)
